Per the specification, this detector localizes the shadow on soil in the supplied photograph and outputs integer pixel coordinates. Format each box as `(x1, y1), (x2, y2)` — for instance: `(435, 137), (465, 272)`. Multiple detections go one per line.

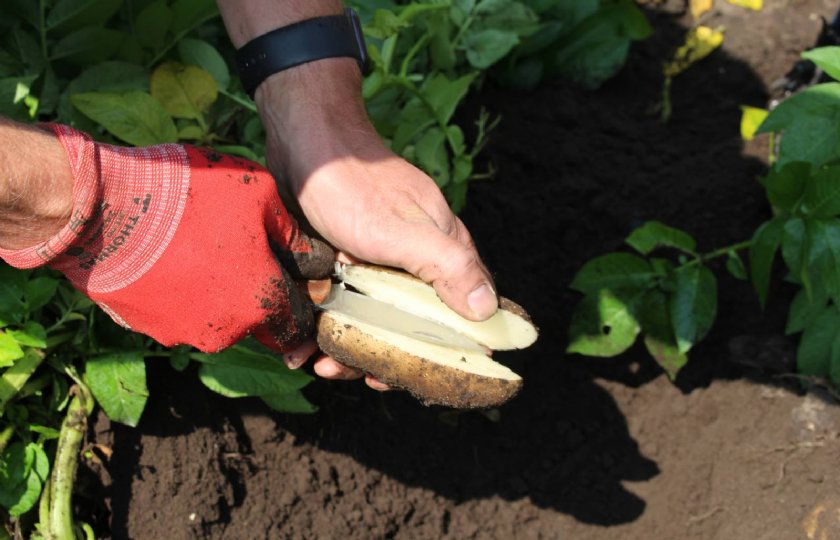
(274, 6), (776, 527)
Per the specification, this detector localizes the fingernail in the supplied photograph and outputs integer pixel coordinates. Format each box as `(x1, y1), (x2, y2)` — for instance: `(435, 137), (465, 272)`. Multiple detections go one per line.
(468, 283), (498, 319)
(283, 353), (307, 370)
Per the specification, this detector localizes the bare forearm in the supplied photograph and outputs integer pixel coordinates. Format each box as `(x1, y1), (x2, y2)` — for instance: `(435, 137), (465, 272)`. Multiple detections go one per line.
(0, 119), (73, 250)
(217, 0), (344, 47)
(217, 1), (374, 191)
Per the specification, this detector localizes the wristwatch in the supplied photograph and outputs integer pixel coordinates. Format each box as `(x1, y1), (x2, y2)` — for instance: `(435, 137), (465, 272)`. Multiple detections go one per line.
(235, 8), (368, 98)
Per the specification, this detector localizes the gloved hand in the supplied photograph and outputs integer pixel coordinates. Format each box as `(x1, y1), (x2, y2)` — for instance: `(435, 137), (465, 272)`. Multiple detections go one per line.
(0, 124), (334, 353)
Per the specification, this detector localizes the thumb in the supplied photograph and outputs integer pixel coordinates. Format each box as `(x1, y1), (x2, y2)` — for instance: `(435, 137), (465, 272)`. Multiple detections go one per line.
(392, 218), (498, 322)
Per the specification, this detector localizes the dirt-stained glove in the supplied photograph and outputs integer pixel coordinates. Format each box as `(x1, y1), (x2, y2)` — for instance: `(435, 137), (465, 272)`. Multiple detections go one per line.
(0, 124), (333, 353)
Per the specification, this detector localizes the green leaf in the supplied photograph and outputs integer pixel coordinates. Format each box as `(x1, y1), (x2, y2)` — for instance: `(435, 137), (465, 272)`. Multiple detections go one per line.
(71, 91), (178, 146)
(7, 322), (46, 349)
(27, 444), (48, 485)
(0, 442), (42, 517)
(670, 265), (717, 354)
(472, 1), (541, 37)
(8, 26), (44, 73)
(68, 61), (148, 93)
(58, 60), (148, 127)
(802, 46), (840, 82)
(429, 20), (456, 71)
(46, 0), (122, 32)
(796, 304), (840, 377)
(177, 38), (230, 90)
(757, 83), (840, 167)
(213, 145), (262, 162)
(170, 0), (219, 35)
(365, 9), (408, 39)
(567, 288), (642, 357)
(0, 333), (24, 367)
(24, 277), (58, 311)
(260, 391), (317, 414)
(0, 266), (26, 326)
(625, 221), (696, 255)
(808, 219), (840, 306)
(445, 181), (469, 214)
(194, 345), (312, 398)
(85, 352), (149, 427)
(637, 289), (688, 379)
(135, 0), (173, 49)
(464, 29), (520, 68)
(198, 362), (311, 398)
(392, 98), (436, 153)
(150, 61), (218, 120)
(415, 127), (450, 187)
(761, 161), (809, 213)
(544, 0), (648, 89)
(50, 27), (125, 65)
(782, 217), (824, 295)
(570, 252), (657, 294)
(725, 250), (748, 280)
(786, 286), (828, 335)
(749, 216), (785, 308)
(453, 154), (473, 184)
(177, 124), (204, 140)
(423, 73), (478, 125)
(802, 164), (840, 217)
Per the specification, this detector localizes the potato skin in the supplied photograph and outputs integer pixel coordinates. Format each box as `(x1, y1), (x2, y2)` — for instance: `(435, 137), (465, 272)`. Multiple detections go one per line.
(316, 313), (523, 409)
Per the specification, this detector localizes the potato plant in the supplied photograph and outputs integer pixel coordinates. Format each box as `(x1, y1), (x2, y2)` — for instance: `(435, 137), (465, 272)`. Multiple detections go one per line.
(0, 0), (649, 535)
(567, 46), (840, 388)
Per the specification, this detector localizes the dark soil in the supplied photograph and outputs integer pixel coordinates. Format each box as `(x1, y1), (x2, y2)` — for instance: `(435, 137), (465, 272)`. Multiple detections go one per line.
(79, 1), (840, 538)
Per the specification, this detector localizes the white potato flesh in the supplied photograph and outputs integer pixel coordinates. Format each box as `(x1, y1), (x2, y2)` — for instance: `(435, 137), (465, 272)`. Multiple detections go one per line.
(339, 265), (538, 350)
(326, 310), (522, 381)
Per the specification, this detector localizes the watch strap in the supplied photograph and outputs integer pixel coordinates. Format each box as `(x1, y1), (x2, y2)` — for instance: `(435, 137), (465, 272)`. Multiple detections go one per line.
(236, 8), (367, 98)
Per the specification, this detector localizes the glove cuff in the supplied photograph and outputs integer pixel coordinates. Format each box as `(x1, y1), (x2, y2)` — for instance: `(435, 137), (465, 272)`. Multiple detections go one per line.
(0, 124), (102, 269)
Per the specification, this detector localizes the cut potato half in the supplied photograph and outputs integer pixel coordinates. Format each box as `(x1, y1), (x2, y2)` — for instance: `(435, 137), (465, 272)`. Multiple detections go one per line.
(338, 265), (538, 350)
(314, 265), (538, 408)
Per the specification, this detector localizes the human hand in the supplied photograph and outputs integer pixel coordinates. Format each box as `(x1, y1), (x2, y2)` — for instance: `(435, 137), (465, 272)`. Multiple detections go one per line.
(255, 60), (498, 388)
(0, 124), (334, 354)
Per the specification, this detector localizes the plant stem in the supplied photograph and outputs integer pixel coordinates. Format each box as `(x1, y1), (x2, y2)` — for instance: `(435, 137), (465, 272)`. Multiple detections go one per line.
(0, 349), (45, 416)
(400, 33), (432, 78)
(683, 240), (752, 267)
(451, 14), (476, 51)
(219, 88), (257, 113)
(47, 384), (93, 540)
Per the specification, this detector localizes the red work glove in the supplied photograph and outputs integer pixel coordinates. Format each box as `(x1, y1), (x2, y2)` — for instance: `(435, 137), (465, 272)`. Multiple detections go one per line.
(0, 125), (333, 353)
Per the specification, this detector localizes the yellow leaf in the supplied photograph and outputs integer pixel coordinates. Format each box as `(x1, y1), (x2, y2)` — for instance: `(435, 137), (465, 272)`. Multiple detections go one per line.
(690, 0), (713, 19)
(739, 105), (768, 141)
(726, 0), (762, 10)
(663, 26), (725, 78)
(150, 61), (218, 121)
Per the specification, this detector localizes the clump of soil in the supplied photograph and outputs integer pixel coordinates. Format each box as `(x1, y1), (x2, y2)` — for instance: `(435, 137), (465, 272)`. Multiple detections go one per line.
(78, 1), (840, 539)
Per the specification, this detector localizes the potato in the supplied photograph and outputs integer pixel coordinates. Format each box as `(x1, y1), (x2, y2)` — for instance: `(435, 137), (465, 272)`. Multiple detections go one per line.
(315, 265), (538, 408)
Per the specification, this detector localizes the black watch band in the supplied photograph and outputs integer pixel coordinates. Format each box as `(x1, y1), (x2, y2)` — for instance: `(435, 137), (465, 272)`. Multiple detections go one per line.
(235, 8), (368, 98)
